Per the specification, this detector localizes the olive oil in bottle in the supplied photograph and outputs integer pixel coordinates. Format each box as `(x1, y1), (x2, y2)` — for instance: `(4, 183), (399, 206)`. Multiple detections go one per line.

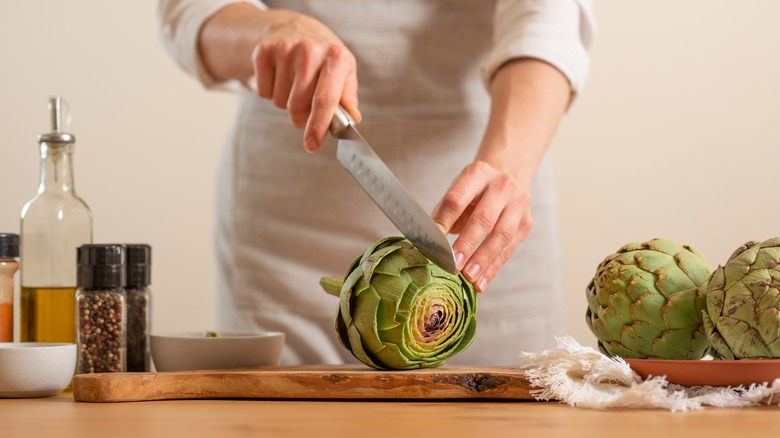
(20, 97), (92, 343)
(20, 287), (77, 342)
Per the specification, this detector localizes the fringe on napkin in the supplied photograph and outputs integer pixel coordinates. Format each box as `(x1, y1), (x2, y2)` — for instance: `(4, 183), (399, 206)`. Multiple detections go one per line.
(517, 336), (780, 412)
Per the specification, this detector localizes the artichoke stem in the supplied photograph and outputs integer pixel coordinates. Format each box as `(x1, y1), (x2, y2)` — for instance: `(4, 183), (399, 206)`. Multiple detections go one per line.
(320, 275), (344, 297)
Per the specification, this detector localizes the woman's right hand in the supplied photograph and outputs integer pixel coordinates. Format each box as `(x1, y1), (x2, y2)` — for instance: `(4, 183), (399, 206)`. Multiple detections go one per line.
(251, 10), (361, 152)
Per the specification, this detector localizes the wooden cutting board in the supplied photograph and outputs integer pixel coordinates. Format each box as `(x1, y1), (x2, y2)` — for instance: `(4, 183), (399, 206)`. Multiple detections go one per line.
(72, 365), (535, 403)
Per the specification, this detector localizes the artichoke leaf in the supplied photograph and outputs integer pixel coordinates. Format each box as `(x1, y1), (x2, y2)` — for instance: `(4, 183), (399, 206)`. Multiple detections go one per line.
(655, 263), (698, 296)
(756, 307), (780, 342)
(702, 310), (735, 360)
(652, 327), (706, 359)
(663, 288), (703, 329)
(630, 293), (666, 328)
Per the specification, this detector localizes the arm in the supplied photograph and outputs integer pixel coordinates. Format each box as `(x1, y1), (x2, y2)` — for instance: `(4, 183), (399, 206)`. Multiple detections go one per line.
(196, 3), (361, 151)
(478, 58), (570, 191)
(432, 59), (570, 292)
(431, 0), (594, 293)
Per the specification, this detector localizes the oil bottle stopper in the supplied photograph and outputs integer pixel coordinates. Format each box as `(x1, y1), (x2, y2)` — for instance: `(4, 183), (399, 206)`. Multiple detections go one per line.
(38, 96), (75, 144)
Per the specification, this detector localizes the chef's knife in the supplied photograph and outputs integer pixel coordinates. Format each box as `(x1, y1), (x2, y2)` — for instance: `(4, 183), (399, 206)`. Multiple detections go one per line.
(329, 106), (457, 274)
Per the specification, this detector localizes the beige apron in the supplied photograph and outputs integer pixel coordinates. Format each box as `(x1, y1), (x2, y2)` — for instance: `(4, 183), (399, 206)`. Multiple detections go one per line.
(214, 0), (565, 365)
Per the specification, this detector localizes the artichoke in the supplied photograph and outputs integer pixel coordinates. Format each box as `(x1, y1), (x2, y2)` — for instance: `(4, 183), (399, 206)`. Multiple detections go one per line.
(585, 238), (712, 359)
(320, 236), (477, 370)
(703, 237), (780, 359)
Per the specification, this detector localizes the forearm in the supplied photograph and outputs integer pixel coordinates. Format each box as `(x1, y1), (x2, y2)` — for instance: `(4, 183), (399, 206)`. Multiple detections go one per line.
(477, 58), (571, 189)
(198, 3), (286, 82)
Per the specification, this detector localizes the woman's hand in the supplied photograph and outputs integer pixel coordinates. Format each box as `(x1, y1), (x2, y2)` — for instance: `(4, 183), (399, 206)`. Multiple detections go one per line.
(431, 161), (532, 293)
(251, 11), (360, 152)
(199, 5), (360, 152)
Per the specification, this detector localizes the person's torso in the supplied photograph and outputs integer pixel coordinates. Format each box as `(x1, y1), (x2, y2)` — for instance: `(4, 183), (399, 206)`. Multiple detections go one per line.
(217, 0), (565, 364)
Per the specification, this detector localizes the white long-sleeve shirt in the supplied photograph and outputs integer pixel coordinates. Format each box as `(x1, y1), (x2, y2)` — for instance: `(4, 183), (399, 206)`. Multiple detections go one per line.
(159, 0), (593, 92)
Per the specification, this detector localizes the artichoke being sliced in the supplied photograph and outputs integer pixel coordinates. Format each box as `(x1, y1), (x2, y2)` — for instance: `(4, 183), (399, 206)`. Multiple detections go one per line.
(321, 236), (477, 370)
(585, 238), (712, 359)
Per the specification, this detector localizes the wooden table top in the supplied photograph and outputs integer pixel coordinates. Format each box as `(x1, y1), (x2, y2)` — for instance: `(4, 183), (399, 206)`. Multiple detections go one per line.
(3, 391), (780, 438)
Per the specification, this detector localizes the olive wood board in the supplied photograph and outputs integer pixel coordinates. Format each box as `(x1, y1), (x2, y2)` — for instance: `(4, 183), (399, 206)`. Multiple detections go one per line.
(72, 365), (536, 403)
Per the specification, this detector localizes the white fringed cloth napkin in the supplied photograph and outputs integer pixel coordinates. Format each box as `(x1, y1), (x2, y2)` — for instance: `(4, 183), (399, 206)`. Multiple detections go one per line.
(517, 336), (780, 412)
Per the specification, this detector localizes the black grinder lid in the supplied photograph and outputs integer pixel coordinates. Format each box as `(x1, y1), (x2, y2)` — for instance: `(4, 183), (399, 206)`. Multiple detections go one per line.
(0, 234), (19, 258)
(125, 244), (151, 289)
(77, 244), (126, 290)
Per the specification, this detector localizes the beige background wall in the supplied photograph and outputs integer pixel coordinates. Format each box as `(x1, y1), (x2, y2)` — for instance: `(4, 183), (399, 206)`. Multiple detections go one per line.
(1, 1), (778, 353)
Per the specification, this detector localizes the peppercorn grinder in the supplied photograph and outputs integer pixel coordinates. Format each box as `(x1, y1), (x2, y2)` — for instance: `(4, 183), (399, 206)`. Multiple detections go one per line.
(75, 244), (126, 374)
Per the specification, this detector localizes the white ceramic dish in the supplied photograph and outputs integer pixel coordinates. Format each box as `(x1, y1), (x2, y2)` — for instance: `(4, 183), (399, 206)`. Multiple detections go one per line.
(0, 343), (77, 398)
(150, 331), (285, 372)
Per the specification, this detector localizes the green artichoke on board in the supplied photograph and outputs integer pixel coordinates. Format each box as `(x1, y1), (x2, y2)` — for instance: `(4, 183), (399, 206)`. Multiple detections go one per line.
(320, 236), (477, 370)
(585, 238), (712, 359)
(703, 238), (780, 360)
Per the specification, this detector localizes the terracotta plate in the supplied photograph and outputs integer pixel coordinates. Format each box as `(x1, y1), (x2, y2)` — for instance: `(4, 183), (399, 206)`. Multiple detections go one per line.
(625, 359), (780, 387)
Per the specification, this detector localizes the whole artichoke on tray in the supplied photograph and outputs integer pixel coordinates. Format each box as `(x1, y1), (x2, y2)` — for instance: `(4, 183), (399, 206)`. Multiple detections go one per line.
(585, 238), (712, 359)
(320, 236), (477, 370)
(703, 237), (780, 360)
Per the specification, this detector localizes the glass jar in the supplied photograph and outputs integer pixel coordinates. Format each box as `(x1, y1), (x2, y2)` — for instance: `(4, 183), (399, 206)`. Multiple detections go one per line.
(0, 233), (19, 342)
(125, 244), (151, 372)
(76, 244), (126, 374)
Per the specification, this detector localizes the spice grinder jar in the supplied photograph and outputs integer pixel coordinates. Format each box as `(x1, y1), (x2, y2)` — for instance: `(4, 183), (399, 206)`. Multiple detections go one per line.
(75, 244), (126, 374)
(0, 234), (19, 342)
(125, 244), (151, 372)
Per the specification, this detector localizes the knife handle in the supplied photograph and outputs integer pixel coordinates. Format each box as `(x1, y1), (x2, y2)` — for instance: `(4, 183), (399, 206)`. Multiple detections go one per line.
(329, 105), (355, 138)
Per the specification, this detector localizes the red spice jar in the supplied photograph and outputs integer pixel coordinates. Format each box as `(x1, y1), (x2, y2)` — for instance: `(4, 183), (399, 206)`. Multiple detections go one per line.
(0, 234), (20, 342)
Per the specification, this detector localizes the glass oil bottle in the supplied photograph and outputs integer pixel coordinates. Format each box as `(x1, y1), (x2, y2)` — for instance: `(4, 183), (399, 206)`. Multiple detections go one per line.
(20, 97), (93, 343)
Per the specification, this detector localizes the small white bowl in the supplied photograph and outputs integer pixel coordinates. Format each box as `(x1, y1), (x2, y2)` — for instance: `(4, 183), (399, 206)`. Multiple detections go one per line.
(150, 331), (284, 372)
(0, 343), (77, 398)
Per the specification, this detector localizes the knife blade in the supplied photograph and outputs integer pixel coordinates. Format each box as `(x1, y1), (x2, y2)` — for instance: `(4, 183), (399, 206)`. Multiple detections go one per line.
(329, 106), (457, 274)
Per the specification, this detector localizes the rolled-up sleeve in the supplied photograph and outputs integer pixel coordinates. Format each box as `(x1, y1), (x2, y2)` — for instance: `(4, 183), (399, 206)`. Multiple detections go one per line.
(157, 0), (266, 90)
(481, 0), (595, 94)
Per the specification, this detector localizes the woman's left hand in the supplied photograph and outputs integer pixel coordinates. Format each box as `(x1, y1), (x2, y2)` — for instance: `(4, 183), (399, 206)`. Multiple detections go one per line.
(431, 160), (532, 293)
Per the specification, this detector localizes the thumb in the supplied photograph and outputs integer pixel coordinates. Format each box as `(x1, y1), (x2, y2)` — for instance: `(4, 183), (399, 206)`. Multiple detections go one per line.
(431, 200), (454, 235)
